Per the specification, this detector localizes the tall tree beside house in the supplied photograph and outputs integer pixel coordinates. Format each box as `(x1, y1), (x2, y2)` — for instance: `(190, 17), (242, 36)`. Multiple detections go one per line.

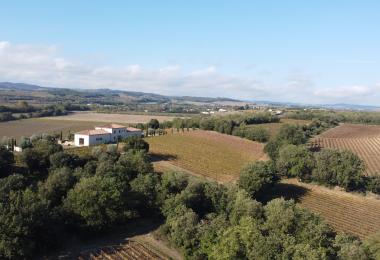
(148, 119), (160, 129)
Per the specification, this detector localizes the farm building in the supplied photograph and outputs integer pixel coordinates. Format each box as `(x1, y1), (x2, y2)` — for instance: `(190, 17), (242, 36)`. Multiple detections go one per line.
(74, 124), (143, 146)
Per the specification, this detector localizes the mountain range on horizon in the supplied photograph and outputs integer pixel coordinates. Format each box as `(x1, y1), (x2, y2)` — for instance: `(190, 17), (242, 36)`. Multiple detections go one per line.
(1, 81), (379, 111)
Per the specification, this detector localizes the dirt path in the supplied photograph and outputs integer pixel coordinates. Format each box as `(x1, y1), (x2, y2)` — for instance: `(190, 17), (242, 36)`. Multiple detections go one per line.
(133, 233), (183, 260)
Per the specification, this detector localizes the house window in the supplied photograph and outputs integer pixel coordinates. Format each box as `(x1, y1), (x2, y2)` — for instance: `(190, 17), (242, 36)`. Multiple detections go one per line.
(96, 137), (103, 141)
(79, 138), (84, 145)
(114, 130), (116, 134)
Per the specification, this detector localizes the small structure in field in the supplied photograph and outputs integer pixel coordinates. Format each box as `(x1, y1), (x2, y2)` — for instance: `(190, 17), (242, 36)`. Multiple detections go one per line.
(74, 124), (143, 146)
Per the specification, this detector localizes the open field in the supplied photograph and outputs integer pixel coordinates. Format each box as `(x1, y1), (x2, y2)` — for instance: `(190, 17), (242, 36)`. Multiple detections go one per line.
(273, 179), (380, 239)
(311, 124), (380, 176)
(44, 111), (179, 123)
(147, 130), (267, 182)
(0, 118), (110, 141)
(246, 118), (312, 138)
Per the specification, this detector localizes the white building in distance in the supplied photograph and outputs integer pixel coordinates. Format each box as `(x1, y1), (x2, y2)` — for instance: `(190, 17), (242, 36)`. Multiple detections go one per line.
(74, 124), (143, 146)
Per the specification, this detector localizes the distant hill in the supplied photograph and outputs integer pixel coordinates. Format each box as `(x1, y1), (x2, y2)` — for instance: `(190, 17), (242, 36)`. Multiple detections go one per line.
(0, 82), (241, 104)
(0, 82), (45, 91)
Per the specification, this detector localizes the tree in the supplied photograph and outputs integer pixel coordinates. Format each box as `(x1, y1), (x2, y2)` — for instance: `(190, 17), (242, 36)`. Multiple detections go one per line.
(123, 136), (149, 152)
(0, 189), (51, 259)
(0, 147), (14, 178)
(276, 124), (306, 145)
(38, 167), (76, 207)
(265, 124), (307, 160)
(148, 118), (160, 129)
(246, 126), (270, 142)
(162, 205), (199, 258)
(313, 149), (364, 191)
(64, 175), (131, 230)
(276, 144), (315, 180)
(49, 152), (82, 169)
(130, 172), (160, 211)
(227, 189), (263, 225)
(238, 161), (278, 199)
(334, 233), (371, 260)
(364, 232), (380, 260)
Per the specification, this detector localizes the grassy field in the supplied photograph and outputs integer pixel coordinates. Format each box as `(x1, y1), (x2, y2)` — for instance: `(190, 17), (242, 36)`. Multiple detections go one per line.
(0, 118), (110, 141)
(147, 130), (267, 182)
(311, 124), (380, 176)
(44, 111), (179, 123)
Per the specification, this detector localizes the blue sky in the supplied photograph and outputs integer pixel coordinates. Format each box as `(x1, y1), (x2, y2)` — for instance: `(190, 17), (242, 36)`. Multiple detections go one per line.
(1, 0), (380, 105)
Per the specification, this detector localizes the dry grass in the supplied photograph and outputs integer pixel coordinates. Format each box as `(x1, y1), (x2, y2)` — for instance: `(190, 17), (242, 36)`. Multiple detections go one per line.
(44, 111), (178, 123)
(311, 124), (380, 176)
(274, 179), (380, 239)
(147, 130), (267, 182)
(0, 118), (111, 141)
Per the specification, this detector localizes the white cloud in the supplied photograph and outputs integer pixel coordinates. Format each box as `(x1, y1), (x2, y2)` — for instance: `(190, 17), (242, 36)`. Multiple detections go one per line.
(0, 41), (379, 105)
(314, 86), (372, 99)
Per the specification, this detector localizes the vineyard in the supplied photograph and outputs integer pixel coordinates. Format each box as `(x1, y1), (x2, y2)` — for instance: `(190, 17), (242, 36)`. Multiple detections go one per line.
(277, 179), (380, 239)
(79, 240), (169, 260)
(147, 130), (267, 182)
(311, 124), (380, 176)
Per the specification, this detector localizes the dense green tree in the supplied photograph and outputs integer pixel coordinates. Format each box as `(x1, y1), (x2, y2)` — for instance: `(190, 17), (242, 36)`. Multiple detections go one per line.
(276, 144), (315, 180)
(0, 174), (26, 203)
(227, 189), (263, 225)
(49, 151), (82, 169)
(123, 136), (149, 152)
(238, 161), (278, 199)
(0, 147), (14, 178)
(64, 175), (131, 230)
(334, 233), (371, 260)
(38, 167), (76, 207)
(313, 149), (364, 191)
(0, 189), (50, 259)
(364, 232), (380, 260)
(158, 171), (188, 200)
(265, 124), (307, 160)
(161, 205), (199, 258)
(148, 118), (160, 129)
(130, 172), (160, 210)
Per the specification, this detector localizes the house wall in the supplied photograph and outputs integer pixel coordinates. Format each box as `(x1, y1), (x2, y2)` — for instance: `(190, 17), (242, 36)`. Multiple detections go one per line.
(74, 129), (143, 146)
(74, 134), (90, 146)
(89, 134), (111, 145)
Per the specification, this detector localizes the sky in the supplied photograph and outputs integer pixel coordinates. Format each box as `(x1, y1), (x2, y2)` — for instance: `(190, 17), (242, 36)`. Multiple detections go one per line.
(1, 0), (380, 105)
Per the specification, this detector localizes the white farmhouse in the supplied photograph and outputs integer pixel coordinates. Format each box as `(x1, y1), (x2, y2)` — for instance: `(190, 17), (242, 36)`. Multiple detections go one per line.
(74, 124), (143, 146)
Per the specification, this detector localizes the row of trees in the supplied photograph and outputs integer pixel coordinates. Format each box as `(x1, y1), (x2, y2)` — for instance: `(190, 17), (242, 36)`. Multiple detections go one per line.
(263, 123), (380, 194)
(286, 110), (380, 125)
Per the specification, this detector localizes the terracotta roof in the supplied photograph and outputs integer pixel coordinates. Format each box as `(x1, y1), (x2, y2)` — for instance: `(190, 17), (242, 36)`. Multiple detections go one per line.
(75, 129), (110, 136)
(96, 124), (126, 129)
(127, 127), (142, 132)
